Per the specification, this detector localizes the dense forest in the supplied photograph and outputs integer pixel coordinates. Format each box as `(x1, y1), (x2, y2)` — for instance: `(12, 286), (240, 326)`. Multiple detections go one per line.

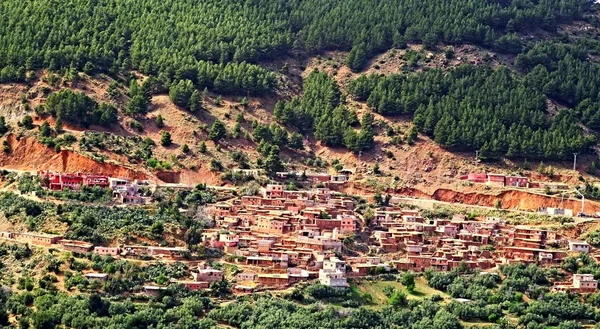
(274, 71), (374, 153)
(0, 0), (599, 161)
(0, 0), (590, 87)
(348, 65), (595, 159)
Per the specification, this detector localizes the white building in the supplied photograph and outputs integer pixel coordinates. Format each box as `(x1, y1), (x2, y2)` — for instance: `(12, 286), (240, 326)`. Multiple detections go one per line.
(569, 240), (590, 253)
(319, 257), (348, 288)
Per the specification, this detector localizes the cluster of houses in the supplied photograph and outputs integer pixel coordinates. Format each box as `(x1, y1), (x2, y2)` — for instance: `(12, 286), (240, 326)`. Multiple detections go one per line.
(199, 183), (598, 294)
(275, 170), (353, 185)
(194, 184), (393, 291)
(369, 207), (597, 294)
(461, 173), (529, 188)
(0, 231), (189, 259)
(2, 180), (598, 295)
(37, 171), (149, 204)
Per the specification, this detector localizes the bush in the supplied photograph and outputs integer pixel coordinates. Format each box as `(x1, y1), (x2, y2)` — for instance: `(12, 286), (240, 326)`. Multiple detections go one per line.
(160, 131), (172, 146)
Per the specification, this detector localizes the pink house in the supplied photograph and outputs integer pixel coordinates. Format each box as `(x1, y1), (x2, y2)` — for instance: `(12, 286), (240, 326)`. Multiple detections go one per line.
(339, 214), (357, 232)
(94, 247), (121, 256)
(466, 173), (487, 183)
(192, 264), (223, 282)
(505, 176), (528, 188)
(487, 174), (506, 187)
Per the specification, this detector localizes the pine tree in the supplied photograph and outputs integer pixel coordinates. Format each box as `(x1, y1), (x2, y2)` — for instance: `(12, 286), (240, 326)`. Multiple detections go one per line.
(344, 128), (359, 153)
(21, 115), (33, 130)
(289, 132), (303, 149)
(169, 79), (195, 108)
(232, 122), (241, 138)
(0, 116), (8, 136)
(357, 113), (375, 151)
(264, 145), (284, 174)
(160, 131), (172, 147)
(39, 121), (52, 138)
(155, 115), (164, 128)
(199, 141), (207, 153)
(188, 90), (203, 112)
(407, 126), (418, 145)
(54, 116), (63, 133)
(209, 120), (226, 141)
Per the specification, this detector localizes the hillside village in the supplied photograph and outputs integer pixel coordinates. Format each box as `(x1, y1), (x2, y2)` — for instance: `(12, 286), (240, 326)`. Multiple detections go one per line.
(1, 172), (600, 299)
(4, 0), (600, 327)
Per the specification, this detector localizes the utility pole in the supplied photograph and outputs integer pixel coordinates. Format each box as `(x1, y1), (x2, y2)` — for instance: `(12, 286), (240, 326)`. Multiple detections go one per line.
(573, 153), (578, 171)
(574, 188), (585, 215)
(475, 150), (479, 162)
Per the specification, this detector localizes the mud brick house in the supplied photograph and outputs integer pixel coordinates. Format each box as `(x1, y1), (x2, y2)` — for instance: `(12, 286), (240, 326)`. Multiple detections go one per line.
(254, 216), (292, 235)
(58, 239), (94, 253)
(306, 173), (332, 183)
(569, 240), (591, 253)
(553, 274), (598, 294)
(147, 246), (188, 259)
(464, 173), (488, 183)
(262, 184), (284, 198)
(143, 285), (167, 296)
(258, 273), (290, 287)
(235, 272), (257, 282)
(502, 246), (566, 264)
(288, 268), (312, 283)
(94, 246), (121, 256)
(11, 232), (62, 246)
(233, 285), (255, 293)
(85, 273), (109, 282)
(505, 176), (529, 188)
(191, 264), (223, 282)
(175, 281), (210, 291)
(295, 236), (342, 253)
(246, 254), (289, 268)
(511, 226), (548, 248)
(212, 203), (234, 217)
(487, 174), (506, 187)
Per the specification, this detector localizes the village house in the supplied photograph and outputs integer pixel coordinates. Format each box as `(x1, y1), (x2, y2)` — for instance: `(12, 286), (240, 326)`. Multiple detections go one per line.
(319, 257), (348, 288)
(191, 264), (223, 282)
(39, 171), (111, 191)
(553, 274), (598, 294)
(569, 240), (591, 253)
(175, 281), (210, 291)
(85, 273), (109, 282)
(94, 246), (121, 256)
(235, 272), (258, 282)
(143, 285), (167, 296)
(487, 174), (506, 187)
(11, 232), (62, 246)
(58, 239), (94, 253)
(262, 184), (284, 198)
(147, 246), (188, 259)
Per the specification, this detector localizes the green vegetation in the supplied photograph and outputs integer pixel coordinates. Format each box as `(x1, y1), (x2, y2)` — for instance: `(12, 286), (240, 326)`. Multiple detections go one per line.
(160, 131), (172, 147)
(0, 245), (217, 328)
(274, 70), (371, 152)
(0, 189), (215, 244)
(79, 131), (155, 164)
(209, 120), (227, 142)
(348, 65), (593, 160)
(42, 89), (118, 127)
(0, 0), (588, 82)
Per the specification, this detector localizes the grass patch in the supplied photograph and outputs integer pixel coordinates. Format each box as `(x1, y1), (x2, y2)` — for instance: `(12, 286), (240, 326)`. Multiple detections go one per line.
(356, 277), (448, 307)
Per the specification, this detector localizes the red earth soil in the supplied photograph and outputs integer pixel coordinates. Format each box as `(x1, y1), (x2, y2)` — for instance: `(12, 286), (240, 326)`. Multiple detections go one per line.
(0, 134), (148, 179)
